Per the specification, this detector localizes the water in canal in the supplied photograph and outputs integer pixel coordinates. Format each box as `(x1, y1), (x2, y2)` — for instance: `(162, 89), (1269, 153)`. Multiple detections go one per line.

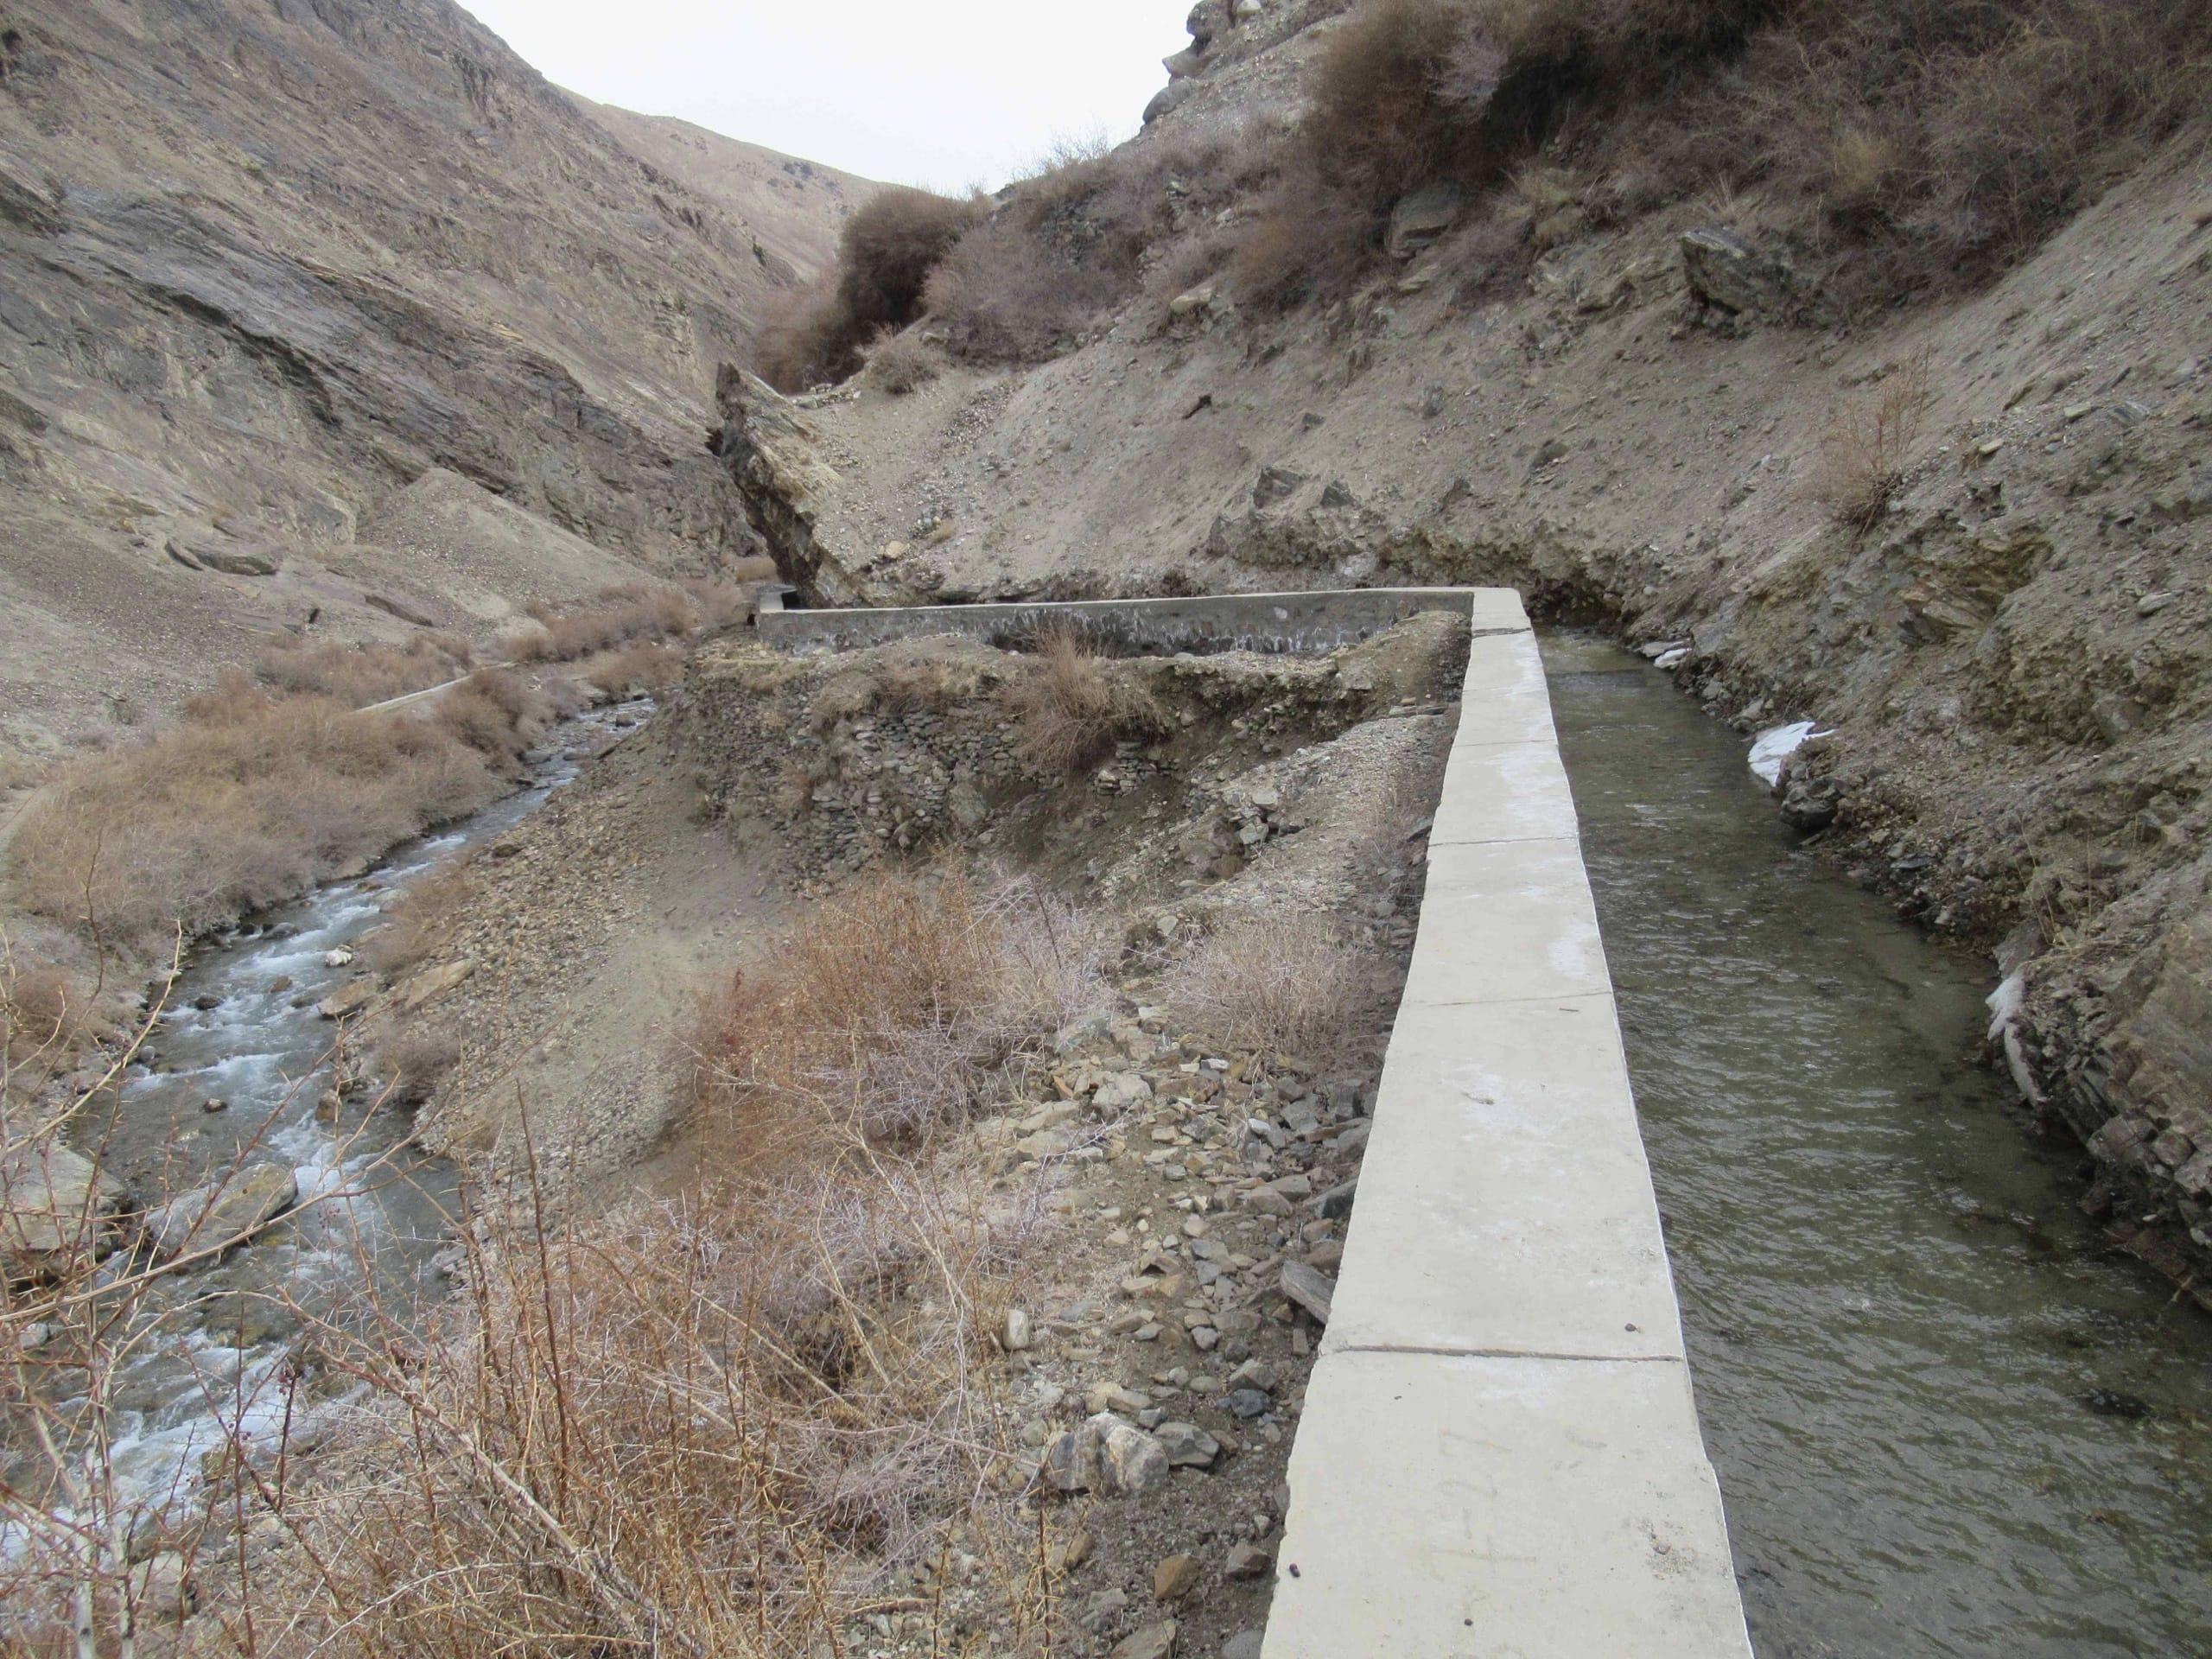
(1544, 634), (2211, 1659)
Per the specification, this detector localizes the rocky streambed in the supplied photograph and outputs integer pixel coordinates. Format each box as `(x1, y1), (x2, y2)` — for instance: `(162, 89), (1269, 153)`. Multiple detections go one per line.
(2, 702), (644, 1560)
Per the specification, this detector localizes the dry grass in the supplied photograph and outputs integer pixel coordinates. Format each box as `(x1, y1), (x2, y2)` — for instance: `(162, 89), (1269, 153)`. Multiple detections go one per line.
(253, 632), (474, 709)
(696, 869), (1109, 1153)
(583, 640), (683, 697)
(504, 582), (715, 664)
(859, 327), (948, 395)
(364, 865), (477, 977)
(1806, 352), (1937, 531)
(808, 644), (994, 729)
(1001, 629), (1166, 777)
(1, 871), (1106, 1656)
(6, 674), (550, 955)
(1160, 913), (1388, 1056)
(250, 1144), (1054, 1659)
(378, 1025), (463, 1108)
(0, 959), (80, 1066)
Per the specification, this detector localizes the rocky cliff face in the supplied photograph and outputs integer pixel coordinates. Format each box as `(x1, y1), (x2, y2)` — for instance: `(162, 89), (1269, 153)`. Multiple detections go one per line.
(714, 2), (2212, 1291)
(0, 0), (865, 754)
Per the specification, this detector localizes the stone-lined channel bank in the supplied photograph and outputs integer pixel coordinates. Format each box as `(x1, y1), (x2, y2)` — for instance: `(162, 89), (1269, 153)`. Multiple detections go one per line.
(1546, 633), (2212, 1659)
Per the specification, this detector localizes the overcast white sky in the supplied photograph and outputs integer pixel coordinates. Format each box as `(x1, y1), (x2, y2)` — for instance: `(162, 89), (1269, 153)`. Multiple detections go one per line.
(462, 2), (1197, 190)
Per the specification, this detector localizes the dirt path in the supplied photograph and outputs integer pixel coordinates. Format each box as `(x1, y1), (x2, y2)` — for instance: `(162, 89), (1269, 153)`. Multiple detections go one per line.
(401, 709), (794, 1187)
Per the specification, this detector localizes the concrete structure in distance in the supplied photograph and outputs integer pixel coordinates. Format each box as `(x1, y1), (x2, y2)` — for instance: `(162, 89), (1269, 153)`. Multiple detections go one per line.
(757, 586), (1525, 656)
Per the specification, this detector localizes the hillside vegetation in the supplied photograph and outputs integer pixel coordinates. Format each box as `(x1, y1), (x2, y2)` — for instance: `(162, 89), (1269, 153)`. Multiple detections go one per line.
(752, 0), (2209, 384)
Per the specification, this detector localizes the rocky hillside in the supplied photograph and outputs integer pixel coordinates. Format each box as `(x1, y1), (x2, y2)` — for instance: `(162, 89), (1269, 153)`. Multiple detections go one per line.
(715, 1), (2212, 1290)
(0, 0), (865, 759)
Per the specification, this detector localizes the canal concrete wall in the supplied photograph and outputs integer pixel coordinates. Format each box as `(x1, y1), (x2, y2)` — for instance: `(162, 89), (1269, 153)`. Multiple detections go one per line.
(763, 586), (1751, 1656)
(1266, 612), (1753, 1659)
(756, 586), (1525, 655)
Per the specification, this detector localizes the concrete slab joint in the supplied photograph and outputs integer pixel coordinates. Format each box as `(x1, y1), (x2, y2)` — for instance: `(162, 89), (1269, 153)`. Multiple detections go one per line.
(766, 588), (1752, 1656)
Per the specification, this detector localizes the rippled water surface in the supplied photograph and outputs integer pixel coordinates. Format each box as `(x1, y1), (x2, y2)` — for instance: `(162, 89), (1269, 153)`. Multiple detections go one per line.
(1545, 635), (2212, 1659)
(20, 703), (642, 1526)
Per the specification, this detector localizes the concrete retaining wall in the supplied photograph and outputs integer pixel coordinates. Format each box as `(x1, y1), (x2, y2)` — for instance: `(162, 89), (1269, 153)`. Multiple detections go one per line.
(756, 587), (1527, 655)
(1262, 604), (1752, 1658)
(760, 587), (1750, 1656)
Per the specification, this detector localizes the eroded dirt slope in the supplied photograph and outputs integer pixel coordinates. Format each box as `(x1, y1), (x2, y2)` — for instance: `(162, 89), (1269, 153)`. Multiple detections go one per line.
(714, 7), (2212, 1283)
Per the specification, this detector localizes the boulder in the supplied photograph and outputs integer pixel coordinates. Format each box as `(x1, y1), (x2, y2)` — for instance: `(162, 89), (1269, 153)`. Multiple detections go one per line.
(1252, 465), (1308, 508)
(146, 1162), (297, 1262)
(1153, 1554), (1200, 1601)
(393, 957), (474, 1013)
(1110, 1621), (1179, 1659)
(1100, 1423), (1171, 1495)
(2, 1143), (124, 1275)
(1166, 283), (1217, 321)
(315, 981), (374, 1020)
(1045, 1412), (1173, 1497)
(1143, 79), (1198, 126)
(1386, 185), (1463, 261)
(1225, 1541), (1273, 1580)
(1780, 775), (1840, 834)
(1093, 1071), (1154, 1112)
(1155, 1421), (1222, 1468)
(1679, 227), (1801, 319)
(1280, 1259), (1335, 1324)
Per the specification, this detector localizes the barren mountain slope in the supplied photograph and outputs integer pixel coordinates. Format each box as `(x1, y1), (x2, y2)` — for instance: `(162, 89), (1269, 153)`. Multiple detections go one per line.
(715, 4), (2212, 1285)
(573, 98), (866, 280)
(0, 0), (865, 757)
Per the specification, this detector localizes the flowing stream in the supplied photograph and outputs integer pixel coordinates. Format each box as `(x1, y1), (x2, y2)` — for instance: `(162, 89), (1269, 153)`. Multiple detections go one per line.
(10, 702), (642, 1541)
(1544, 634), (2212, 1659)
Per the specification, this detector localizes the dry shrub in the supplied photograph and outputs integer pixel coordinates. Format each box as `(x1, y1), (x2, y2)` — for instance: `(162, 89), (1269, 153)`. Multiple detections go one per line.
(254, 632), (474, 708)
(0, 958), (81, 1065)
(365, 865), (476, 976)
(1162, 913), (1387, 1055)
(696, 869), (1109, 1154)
(681, 574), (756, 630)
(1234, 0), (2212, 307)
(505, 580), (744, 665)
(1001, 628), (1166, 777)
(585, 640), (683, 697)
(378, 1025), (463, 1107)
(5, 680), (547, 952)
(859, 327), (948, 395)
(1806, 353), (1936, 531)
(433, 668), (553, 762)
(507, 582), (702, 663)
(927, 130), (1274, 365)
(267, 1129), (1056, 1659)
(753, 188), (984, 390)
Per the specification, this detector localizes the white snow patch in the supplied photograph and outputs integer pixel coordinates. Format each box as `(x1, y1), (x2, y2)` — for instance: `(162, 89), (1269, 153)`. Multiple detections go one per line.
(1748, 720), (1831, 787)
(1985, 970), (2026, 1043)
